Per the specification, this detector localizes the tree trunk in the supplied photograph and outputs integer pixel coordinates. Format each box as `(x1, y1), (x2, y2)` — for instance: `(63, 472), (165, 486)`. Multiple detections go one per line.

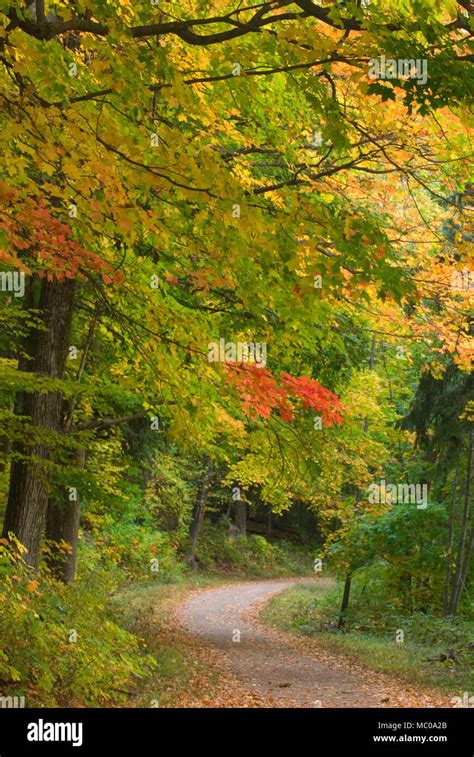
(235, 499), (247, 536)
(443, 467), (459, 616)
(45, 447), (86, 583)
(44, 306), (99, 582)
(2, 277), (76, 566)
(336, 337), (376, 629)
(449, 429), (474, 615)
(336, 336), (376, 627)
(187, 455), (212, 564)
(459, 520), (474, 608)
(337, 572), (352, 629)
(267, 506), (272, 539)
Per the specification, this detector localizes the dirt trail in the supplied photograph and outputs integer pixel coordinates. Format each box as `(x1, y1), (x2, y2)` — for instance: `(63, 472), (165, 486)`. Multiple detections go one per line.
(176, 578), (450, 708)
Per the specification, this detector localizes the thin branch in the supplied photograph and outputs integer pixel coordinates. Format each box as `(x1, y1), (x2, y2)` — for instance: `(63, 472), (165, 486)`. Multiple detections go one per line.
(35, 1), (45, 23)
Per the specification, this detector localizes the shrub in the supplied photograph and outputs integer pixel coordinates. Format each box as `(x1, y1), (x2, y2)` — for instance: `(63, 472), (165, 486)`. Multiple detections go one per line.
(82, 513), (184, 581)
(0, 537), (156, 706)
(195, 523), (312, 577)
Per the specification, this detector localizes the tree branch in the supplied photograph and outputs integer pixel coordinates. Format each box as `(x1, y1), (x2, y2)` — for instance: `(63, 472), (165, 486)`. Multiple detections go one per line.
(73, 411), (147, 432)
(35, 1), (45, 23)
(7, 2), (470, 45)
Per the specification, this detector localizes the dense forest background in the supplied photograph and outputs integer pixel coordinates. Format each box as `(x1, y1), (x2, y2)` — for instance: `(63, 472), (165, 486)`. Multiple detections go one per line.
(0, 0), (472, 707)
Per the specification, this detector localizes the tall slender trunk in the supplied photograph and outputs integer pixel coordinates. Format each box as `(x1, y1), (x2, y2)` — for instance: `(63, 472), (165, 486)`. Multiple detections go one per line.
(2, 277), (76, 567)
(187, 455), (212, 564)
(337, 573), (352, 629)
(459, 520), (474, 605)
(337, 335), (376, 627)
(235, 499), (247, 536)
(44, 306), (100, 582)
(443, 467), (460, 616)
(267, 506), (272, 539)
(45, 447), (86, 583)
(449, 429), (474, 615)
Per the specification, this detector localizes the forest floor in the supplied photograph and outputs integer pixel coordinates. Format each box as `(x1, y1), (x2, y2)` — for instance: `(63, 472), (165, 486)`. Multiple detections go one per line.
(170, 578), (452, 708)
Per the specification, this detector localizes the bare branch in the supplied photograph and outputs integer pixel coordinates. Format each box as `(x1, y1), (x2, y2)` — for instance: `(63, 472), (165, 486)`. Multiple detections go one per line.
(73, 411), (150, 433)
(35, 1), (45, 23)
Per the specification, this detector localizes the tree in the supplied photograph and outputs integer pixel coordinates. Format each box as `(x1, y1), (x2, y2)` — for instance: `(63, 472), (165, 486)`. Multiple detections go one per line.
(0, 0), (471, 579)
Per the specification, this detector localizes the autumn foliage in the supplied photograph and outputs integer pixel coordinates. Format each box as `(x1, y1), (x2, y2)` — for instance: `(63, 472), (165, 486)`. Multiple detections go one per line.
(224, 363), (343, 425)
(0, 195), (121, 284)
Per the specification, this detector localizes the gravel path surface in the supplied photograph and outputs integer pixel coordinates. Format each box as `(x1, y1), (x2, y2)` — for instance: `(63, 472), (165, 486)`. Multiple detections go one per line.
(176, 578), (450, 708)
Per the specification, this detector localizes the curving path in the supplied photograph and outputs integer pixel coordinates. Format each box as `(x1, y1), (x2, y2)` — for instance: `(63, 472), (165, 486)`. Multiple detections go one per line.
(176, 578), (449, 708)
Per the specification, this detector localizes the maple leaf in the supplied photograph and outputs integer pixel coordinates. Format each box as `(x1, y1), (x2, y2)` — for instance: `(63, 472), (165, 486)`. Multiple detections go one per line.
(224, 363), (343, 425)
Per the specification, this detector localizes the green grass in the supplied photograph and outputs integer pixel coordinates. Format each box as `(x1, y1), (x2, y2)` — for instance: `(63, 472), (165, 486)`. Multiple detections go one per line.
(192, 524), (315, 578)
(262, 582), (474, 697)
(109, 576), (226, 707)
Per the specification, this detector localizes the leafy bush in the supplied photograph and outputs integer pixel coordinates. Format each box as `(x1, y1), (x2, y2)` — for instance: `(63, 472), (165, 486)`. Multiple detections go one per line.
(282, 570), (474, 661)
(82, 513), (184, 581)
(144, 450), (194, 542)
(194, 523), (312, 577)
(0, 537), (156, 706)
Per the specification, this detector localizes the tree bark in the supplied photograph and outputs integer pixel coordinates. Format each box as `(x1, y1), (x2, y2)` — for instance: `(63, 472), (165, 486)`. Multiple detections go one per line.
(2, 277), (76, 566)
(267, 506), (272, 539)
(449, 429), (474, 615)
(187, 455), (212, 564)
(459, 520), (474, 607)
(337, 572), (352, 629)
(45, 447), (85, 583)
(235, 498), (247, 536)
(44, 306), (99, 582)
(337, 335), (376, 628)
(443, 467), (459, 616)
